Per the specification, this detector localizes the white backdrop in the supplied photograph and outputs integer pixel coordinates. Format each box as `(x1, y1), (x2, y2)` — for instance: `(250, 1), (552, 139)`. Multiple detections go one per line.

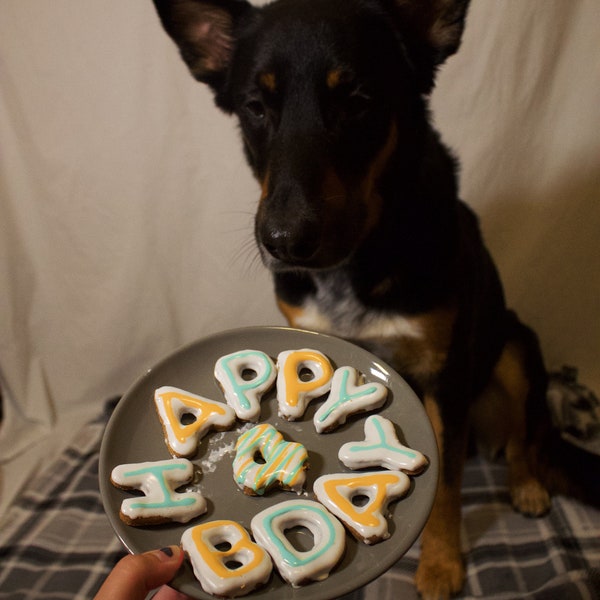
(1, 0), (599, 514)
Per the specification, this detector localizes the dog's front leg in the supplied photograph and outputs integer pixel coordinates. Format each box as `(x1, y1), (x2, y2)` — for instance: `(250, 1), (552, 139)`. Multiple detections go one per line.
(415, 393), (468, 600)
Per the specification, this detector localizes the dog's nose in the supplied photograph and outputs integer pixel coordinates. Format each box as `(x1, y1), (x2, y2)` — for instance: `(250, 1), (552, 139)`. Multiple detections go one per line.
(261, 226), (320, 264)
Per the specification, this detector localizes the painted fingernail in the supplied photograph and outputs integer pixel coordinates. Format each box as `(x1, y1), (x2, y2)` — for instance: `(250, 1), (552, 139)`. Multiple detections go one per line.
(151, 545), (181, 562)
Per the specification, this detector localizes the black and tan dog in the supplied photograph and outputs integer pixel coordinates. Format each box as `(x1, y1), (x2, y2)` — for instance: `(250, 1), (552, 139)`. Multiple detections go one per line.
(152, 1), (594, 597)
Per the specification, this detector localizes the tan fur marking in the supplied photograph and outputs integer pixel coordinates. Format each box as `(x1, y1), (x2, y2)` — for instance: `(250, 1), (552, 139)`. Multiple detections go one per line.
(359, 120), (398, 233)
(258, 72), (276, 93)
(416, 395), (465, 599)
(392, 305), (457, 384)
(326, 69), (343, 89)
(494, 343), (550, 516)
(472, 342), (550, 515)
(276, 298), (306, 329)
(260, 171), (270, 202)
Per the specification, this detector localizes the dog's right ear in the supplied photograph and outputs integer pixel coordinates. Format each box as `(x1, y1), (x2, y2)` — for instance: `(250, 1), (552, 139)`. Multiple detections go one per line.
(153, 0), (253, 107)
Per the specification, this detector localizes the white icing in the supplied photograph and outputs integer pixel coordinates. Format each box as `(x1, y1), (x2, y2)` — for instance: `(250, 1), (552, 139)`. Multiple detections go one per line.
(111, 458), (206, 524)
(313, 366), (388, 433)
(182, 520), (273, 597)
(214, 350), (276, 422)
(313, 471), (410, 543)
(338, 415), (428, 473)
(250, 499), (345, 586)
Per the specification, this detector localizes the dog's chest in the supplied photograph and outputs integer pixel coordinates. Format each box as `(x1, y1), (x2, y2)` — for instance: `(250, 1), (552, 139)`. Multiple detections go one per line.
(280, 276), (455, 383)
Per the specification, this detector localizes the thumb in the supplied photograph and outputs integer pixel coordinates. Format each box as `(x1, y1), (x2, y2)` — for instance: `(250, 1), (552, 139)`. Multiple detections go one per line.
(94, 546), (185, 600)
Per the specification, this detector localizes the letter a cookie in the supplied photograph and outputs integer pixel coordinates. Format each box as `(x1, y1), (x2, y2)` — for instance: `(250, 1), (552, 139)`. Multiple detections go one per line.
(154, 386), (236, 457)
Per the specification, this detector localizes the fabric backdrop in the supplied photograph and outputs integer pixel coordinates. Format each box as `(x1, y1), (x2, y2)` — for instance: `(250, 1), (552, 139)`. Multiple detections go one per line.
(1, 0), (599, 515)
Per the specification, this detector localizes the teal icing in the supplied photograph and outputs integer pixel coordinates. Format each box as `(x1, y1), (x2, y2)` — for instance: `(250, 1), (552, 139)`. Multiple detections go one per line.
(318, 367), (379, 423)
(220, 350), (273, 411)
(349, 417), (417, 458)
(262, 503), (337, 567)
(124, 463), (197, 509)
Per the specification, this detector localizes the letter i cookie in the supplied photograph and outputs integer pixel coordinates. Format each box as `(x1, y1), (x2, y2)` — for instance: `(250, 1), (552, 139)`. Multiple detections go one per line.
(182, 520), (273, 597)
(314, 366), (388, 433)
(214, 350), (276, 422)
(313, 471), (410, 544)
(338, 415), (429, 474)
(251, 500), (345, 587)
(276, 348), (334, 420)
(110, 458), (207, 525)
(154, 386), (236, 457)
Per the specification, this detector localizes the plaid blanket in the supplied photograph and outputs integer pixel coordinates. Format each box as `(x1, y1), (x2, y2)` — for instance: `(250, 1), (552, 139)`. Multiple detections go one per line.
(0, 401), (598, 600)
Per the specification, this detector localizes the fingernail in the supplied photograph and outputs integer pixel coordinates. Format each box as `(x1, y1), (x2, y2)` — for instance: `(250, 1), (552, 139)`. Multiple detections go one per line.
(151, 545), (181, 562)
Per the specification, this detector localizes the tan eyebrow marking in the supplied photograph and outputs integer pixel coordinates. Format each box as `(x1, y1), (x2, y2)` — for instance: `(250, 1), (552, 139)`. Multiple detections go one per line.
(326, 69), (343, 89)
(258, 72), (277, 92)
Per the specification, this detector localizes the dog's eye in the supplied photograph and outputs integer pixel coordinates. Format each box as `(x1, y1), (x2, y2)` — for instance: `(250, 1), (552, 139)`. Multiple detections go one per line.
(344, 91), (372, 119)
(244, 100), (266, 120)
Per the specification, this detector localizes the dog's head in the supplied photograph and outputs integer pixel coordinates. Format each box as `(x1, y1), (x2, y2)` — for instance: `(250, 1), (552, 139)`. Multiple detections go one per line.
(154, 0), (469, 271)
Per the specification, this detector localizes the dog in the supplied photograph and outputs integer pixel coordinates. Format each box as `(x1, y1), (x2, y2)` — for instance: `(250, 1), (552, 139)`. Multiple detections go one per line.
(152, 1), (596, 597)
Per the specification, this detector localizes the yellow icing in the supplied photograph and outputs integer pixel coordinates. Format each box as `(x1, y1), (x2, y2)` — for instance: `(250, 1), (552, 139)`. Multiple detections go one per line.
(159, 389), (230, 444)
(281, 350), (333, 408)
(321, 473), (401, 528)
(190, 520), (269, 579)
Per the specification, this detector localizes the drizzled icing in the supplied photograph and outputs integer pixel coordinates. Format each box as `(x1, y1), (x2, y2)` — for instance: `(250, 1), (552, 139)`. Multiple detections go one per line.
(233, 424), (308, 495)
(276, 348), (334, 420)
(181, 520), (273, 597)
(114, 346), (428, 594)
(214, 350), (276, 422)
(154, 386), (236, 457)
(313, 471), (410, 543)
(314, 366), (388, 433)
(251, 499), (345, 587)
(111, 458), (206, 524)
(338, 415), (429, 473)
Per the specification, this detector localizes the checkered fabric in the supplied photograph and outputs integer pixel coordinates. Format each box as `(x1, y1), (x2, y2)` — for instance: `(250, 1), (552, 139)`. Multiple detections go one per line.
(0, 401), (598, 600)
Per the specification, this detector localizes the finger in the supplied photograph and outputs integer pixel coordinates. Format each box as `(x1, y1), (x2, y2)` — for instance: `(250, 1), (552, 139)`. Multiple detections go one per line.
(153, 585), (192, 600)
(94, 546), (184, 600)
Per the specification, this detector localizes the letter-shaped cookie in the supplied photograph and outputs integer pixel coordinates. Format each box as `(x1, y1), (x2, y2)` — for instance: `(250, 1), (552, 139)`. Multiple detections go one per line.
(181, 520), (273, 598)
(276, 349), (334, 420)
(314, 366), (388, 433)
(233, 424), (308, 495)
(251, 500), (345, 587)
(313, 471), (410, 544)
(110, 459), (206, 525)
(154, 386), (236, 457)
(338, 415), (428, 474)
(214, 350), (276, 422)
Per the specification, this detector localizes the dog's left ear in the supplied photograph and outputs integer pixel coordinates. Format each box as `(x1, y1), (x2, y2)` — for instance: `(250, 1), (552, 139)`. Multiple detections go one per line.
(153, 0), (253, 108)
(389, 0), (470, 93)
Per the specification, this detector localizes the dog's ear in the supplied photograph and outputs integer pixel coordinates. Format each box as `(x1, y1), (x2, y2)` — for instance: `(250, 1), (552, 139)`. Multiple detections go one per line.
(153, 0), (252, 103)
(390, 0), (470, 93)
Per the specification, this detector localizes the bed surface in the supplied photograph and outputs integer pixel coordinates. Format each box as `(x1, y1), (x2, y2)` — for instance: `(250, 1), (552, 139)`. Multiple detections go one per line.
(0, 400), (598, 600)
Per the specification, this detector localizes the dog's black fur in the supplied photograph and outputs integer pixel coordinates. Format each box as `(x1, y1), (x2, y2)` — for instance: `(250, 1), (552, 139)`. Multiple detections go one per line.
(152, 1), (597, 597)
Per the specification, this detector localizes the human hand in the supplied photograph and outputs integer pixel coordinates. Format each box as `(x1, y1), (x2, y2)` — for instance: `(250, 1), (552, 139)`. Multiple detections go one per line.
(94, 545), (191, 600)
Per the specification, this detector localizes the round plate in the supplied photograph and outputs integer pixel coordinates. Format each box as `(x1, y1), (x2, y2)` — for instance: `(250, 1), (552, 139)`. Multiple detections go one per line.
(99, 326), (438, 599)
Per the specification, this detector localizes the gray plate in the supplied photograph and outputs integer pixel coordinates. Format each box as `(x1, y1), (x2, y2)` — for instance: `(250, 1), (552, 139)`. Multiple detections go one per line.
(99, 326), (438, 599)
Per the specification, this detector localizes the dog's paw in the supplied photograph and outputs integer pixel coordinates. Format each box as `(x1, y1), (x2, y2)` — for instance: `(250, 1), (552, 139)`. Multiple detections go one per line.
(510, 477), (551, 517)
(415, 553), (465, 600)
